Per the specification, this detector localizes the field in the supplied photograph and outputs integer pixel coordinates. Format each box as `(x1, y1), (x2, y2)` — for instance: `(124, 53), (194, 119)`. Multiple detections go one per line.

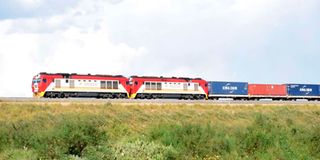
(0, 101), (319, 160)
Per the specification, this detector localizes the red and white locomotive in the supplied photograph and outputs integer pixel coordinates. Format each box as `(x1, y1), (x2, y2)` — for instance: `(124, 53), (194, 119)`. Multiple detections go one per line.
(32, 73), (130, 98)
(32, 72), (208, 99)
(129, 76), (208, 99)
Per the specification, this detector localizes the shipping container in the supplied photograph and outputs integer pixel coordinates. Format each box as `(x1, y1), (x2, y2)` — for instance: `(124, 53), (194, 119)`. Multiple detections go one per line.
(248, 84), (287, 96)
(208, 81), (248, 95)
(286, 84), (320, 96)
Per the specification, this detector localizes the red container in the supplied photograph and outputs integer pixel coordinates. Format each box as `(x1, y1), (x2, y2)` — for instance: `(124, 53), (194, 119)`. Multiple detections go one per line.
(248, 84), (287, 96)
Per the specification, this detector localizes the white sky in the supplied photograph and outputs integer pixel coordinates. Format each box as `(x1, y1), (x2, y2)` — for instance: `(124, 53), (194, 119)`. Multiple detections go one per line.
(0, 0), (319, 97)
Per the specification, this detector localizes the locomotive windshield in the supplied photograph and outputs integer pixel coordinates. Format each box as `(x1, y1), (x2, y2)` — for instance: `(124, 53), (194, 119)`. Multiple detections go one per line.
(33, 78), (41, 83)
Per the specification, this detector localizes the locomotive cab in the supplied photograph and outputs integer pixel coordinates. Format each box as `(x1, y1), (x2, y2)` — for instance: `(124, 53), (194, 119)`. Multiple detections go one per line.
(32, 74), (47, 97)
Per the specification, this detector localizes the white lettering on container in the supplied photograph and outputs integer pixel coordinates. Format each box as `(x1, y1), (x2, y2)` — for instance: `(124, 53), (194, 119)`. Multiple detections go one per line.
(223, 86), (238, 90)
(300, 88), (312, 92)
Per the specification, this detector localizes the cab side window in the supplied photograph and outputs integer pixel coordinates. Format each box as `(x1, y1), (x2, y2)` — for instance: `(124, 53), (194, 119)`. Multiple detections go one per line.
(107, 81), (112, 89)
(113, 81), (118, 89)
(145, 82), (150, 90)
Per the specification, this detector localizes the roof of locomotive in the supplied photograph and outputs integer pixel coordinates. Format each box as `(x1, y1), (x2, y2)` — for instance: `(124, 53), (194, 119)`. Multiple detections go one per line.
(39, 72), (125, 78)
(130, 75), (203, 81)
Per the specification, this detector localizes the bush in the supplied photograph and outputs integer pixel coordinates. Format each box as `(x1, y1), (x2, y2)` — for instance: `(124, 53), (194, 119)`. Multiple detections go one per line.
(0, 149), (38, 160)
(147, 114), (316, 160)
(148, 123), (234, 159)
(239, 114), (276, 156)
(310, 126), (320, 158)
(82, 145), (114, 160)
(238, 114), (309, 159)
(0, 103), (319, 159)
(112, 139), (177, 160)
(0, 114), (109, 159)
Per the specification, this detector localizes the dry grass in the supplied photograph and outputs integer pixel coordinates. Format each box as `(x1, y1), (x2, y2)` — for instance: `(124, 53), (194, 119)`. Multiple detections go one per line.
(0, 102), (319, 132)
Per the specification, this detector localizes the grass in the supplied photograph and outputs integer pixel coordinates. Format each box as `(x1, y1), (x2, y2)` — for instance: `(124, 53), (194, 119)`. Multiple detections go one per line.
(0, 102), (319, 159)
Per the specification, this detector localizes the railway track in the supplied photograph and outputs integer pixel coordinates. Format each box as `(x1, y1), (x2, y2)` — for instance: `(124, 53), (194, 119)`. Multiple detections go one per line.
(1, 97), (320, 105)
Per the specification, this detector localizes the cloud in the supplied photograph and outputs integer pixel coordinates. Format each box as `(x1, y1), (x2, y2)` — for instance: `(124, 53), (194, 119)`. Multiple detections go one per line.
(0, 0), (319, 97)
(0, 6), (146, 96)
(0, 32), (38, 96)
(17, 0), (42, 8)
(44, 24), (146, 75)
(0, 0), (79, 19)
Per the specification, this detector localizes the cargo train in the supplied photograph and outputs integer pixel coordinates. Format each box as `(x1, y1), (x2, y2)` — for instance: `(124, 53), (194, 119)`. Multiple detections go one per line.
(32, 72), (320, 101)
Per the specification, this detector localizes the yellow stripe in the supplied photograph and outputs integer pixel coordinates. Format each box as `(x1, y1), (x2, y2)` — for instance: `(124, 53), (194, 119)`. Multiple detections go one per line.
(33, 92), (45, 98)
(130, 93), (137, 99)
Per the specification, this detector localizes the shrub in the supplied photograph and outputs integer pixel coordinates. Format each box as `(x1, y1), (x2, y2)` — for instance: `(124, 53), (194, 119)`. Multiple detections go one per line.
(0, 103), (319, 159)
(310, 126), (320, 158)
(237, 114), (308, 159)
(37, 114), (108, 159)
(82, 145), (114, 160)
(112, 139), (177, 160)
(148, 123), (234, 159)
(0, 149), (38, 160)
(239, 114), (276, 156)
(0, 114), (109, 159)
(0, 122), (10, 151)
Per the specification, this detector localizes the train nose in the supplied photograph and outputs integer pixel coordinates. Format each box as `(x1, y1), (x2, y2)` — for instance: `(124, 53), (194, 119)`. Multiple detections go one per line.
(33, 83), (39, 92)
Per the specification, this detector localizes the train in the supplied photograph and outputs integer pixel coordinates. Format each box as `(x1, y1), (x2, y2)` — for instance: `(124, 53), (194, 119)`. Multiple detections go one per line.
(32, 72), (320, 101)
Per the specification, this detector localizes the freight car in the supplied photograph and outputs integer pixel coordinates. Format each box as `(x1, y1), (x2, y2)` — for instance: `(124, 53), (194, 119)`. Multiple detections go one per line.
(32, 73), (130, 98)
(286, 84), (320, 101)
(248, 84), (287, 101)
(207, 81), (248, 100)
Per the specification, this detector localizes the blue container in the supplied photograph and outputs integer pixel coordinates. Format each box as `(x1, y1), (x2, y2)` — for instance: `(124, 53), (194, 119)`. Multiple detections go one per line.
(208, 81), (248, 95)
(286, 84), (320, 96)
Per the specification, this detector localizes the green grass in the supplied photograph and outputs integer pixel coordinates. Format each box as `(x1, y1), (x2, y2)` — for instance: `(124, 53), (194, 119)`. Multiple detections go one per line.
(0, 102), (319, 159)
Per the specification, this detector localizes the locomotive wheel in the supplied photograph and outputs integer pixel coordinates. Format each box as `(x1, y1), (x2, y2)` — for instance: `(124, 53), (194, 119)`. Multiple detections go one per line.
(102, 94), (109, 99)
(49, 93), (55, 98)
(64, 94), (69, 98)
(121, 94), (127, 99)
(152, 94), (157, 99)
(198, 95), (205, 100)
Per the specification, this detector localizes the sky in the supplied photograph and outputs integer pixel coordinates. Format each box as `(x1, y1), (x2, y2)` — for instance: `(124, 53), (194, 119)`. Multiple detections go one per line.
(0, 0), (319, 97)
